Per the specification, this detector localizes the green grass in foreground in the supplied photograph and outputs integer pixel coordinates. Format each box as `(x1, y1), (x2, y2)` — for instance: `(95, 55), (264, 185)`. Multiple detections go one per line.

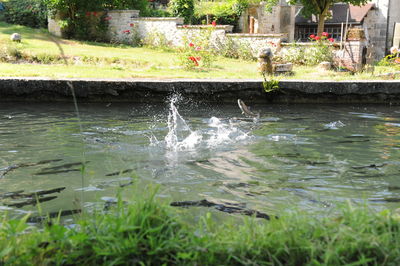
(1, 189), (399, 265)
(1, 22), (399, 80)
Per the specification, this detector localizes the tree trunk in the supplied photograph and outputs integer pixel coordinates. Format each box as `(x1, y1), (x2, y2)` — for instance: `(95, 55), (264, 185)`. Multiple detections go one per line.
(317, 7), (329, 37)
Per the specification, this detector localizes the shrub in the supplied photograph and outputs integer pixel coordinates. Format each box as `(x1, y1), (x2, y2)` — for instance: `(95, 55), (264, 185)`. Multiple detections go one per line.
(277, 32), (334, 65)
(169, 0), (194, 24)
(142, 30), (173, 51)
(2, 0), (48, 28)
(194, 0), (249, 30)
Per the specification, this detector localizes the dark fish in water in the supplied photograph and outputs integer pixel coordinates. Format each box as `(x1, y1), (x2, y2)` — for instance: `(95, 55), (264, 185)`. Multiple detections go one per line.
(6, 196), (58, 208)
(34, 169), (81, 175)
(171, 199), (274, 220)
(0, 159), (63, 178)
(20, 187), (66, 197)
(40, 161), (89, 171)
(0, 165), (19, 178)
(370, 198), (400, 203)
(105, 169), (134, 177)
(0, 187), (65, 199)
(0, 190), (25, 199)
(336, 139), (370, 144)
(27, 209), (81, 223)
(237, 99), (260, 119)
(351, 163), (387, 169)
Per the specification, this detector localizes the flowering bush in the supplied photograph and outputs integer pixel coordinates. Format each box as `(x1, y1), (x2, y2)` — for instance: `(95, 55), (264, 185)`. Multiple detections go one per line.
(177, 25), (217, 69)
(117, 23), (141, 46)
(177, 41), (213, 69)
(278, 32), (334, 66)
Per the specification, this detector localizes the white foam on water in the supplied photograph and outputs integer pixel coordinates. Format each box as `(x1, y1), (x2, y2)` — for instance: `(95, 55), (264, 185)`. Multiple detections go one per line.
(324, 121), (346, 130)
(162, 97), (251, 155)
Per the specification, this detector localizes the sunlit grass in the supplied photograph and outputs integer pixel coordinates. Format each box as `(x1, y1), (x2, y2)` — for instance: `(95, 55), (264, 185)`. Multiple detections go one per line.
(0, 22), (399, 80)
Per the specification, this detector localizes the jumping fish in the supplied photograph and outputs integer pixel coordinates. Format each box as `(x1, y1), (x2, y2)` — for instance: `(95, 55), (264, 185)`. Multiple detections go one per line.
(237, 99), (260, 119)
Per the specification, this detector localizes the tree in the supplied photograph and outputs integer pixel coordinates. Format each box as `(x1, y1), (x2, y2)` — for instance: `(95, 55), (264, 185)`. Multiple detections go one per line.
(267, 0), (369, 36)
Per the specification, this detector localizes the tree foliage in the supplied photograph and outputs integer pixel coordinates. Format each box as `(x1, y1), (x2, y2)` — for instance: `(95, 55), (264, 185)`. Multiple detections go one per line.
(266, 0), (369, 36)
(169, 0), (195, 24)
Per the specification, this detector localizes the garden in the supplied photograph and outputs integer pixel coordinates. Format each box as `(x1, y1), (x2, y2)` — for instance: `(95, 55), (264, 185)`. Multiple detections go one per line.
(0, 0), (399, 80)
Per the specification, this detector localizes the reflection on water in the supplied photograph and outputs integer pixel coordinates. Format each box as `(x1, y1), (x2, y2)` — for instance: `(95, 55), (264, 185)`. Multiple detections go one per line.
(1, 101), (400, 219)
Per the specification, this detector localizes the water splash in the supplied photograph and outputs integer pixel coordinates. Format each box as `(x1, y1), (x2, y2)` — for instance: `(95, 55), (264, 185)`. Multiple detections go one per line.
(324, 121), (346, 130)
(162, 96), (250, 153)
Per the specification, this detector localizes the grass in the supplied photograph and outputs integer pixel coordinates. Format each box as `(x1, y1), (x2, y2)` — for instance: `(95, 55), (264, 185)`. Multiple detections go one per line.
(0, 22), (399, 80)
(0, 187), (399, 265)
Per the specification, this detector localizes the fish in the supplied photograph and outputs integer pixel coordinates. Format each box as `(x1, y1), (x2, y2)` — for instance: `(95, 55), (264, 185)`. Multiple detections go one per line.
(27, 209), (81, 223)
(34, 169), (81, 175)
(6, 196), (58, 208)
(237, 99), (260, 119)
(170, 199), (274, 220)
(105, 169), (134, 177)
(40, 161), (89, 171)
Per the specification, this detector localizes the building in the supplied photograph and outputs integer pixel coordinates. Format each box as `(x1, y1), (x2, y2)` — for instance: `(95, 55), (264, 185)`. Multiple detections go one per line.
(239, 0), (400, 60)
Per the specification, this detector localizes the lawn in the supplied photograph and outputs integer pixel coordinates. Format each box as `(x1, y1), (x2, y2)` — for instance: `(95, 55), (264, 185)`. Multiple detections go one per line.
(0, 22), (399, 80)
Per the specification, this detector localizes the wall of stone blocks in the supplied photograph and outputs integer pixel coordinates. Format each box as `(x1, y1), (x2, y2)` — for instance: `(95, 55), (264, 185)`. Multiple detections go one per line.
(363, 0), (400, 59)
(334, 41), (367, 72)
(238, 3), (295, 42)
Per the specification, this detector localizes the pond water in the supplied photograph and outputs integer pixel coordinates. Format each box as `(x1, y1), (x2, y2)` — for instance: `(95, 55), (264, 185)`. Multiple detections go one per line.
(1, 98), (400, 219)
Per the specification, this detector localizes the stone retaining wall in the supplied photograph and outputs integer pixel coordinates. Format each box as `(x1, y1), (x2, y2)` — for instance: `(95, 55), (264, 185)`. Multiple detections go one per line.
(1, 78), (399, 104)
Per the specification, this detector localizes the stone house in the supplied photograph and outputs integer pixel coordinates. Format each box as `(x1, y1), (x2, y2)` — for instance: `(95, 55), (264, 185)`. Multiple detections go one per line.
(239, 0), (400, 60)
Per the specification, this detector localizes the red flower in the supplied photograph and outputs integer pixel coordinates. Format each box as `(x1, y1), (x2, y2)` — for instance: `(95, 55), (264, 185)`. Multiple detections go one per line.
(188, 56), (199, 66)
(309, 34), (316, 39)
(86, 12), (91, 17)
(195, 46), (202, 51)
(183, 25), (188, 28)
(189, 42), (195, 47)
(130, 23), (135, 27)
(212, 21), (217, 27)
(315, 36), (321, 41)
(122, 30), (131, 34)
(93, 12), (97, 16)
(328, 38), (335, 42)
(322, 32), (329, 37)
(195, 57), (201, 61)
(104, 16), (112, 21)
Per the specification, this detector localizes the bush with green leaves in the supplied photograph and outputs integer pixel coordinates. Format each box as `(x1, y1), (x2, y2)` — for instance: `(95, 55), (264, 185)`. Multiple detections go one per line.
(43, 0), (151, 41)
(142, 30), (173, 51)
(194, 0), (249, 29)
(278, 37), (334, 66)
(2, 0), (48, 28)
(177, 26), (216, 69)
(169, 0), (194, 24)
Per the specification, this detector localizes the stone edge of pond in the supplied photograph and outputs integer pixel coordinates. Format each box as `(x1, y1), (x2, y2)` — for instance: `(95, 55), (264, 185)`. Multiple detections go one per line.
(0, 77), (400, 103)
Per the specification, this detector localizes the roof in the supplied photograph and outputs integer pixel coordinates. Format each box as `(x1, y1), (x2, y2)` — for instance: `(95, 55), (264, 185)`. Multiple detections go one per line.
(296, 3), (375, 25)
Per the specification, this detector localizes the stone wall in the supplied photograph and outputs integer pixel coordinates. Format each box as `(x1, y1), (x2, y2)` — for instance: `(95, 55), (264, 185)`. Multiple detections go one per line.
(223, 33), (285, 57)
(363, 0), (400, 59)
(107, 10), (140, 42)
(238, 2), (295, 42)
(363, 0), (389, 60)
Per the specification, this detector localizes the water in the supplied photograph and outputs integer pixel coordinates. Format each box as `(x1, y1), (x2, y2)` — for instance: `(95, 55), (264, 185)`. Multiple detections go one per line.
(1, 100), (400, 219)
